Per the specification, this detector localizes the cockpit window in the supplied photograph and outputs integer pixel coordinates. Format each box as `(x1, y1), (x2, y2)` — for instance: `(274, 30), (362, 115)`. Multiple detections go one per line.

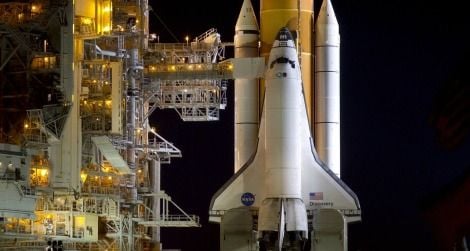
(269, 57), (295, 69)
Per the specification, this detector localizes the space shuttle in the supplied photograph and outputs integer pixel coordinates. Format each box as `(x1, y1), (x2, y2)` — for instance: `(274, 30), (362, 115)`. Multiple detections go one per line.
(211, 26), (360, 251)
(211, 14), (360, 251)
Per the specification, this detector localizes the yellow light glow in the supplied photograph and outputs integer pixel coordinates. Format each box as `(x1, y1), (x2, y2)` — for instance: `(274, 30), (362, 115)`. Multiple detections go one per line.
(80, 172), (87, 183)
(75, 216), (85, 227)
(103, 6), (111, 12)
(105, 100), (111, 106)
(44, 57), (49, 63)
(228, 64), (233, 70)
(40, 169), (48, 176)
(137, 169), (142, 173)
(95, 176), (99, 180)
(108, 176), (112, 180)
(170, 65), (176, 71)
(81, 17), (92, 25)
(24, 124), (29, 129)
(31, 5), (37, 11)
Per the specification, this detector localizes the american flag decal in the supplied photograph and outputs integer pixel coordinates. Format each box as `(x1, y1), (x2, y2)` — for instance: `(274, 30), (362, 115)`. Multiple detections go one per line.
(309, 192), (323, 201)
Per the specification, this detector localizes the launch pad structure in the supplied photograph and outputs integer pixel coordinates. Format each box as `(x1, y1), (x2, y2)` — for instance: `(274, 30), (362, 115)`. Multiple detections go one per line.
(0, 0), (233, 250)
(0, 0), (361, 250)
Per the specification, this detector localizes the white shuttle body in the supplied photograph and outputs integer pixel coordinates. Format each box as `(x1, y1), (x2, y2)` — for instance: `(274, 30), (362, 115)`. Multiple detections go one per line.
(210, 28), (360, 250)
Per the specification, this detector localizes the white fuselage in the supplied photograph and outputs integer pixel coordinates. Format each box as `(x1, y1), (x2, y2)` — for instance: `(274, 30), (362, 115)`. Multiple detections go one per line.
(257, 30), (308, 239)
(264, 38), (302, 198)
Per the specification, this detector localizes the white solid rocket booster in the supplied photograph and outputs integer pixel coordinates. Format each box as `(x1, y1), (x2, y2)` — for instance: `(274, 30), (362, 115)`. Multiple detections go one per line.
(314, 0), (341, 177)
(234, 0), (260, 173)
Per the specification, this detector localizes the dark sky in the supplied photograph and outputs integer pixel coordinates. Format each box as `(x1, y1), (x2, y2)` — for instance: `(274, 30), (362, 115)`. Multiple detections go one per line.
(148, 0), (470, 250)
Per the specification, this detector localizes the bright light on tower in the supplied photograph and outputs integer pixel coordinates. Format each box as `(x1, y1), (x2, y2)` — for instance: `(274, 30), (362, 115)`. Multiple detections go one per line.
(80, 172), (88, 183)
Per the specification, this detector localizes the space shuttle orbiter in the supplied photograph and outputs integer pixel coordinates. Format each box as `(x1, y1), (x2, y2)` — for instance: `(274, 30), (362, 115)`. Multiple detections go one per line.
(210, 27), (360, 250)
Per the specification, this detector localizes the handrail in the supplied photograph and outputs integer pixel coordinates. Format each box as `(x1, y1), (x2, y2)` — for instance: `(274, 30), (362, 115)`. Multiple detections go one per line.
(194, 28), (217, 42)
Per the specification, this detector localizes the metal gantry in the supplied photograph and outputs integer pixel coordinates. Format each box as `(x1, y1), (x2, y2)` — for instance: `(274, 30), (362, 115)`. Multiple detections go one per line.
(0, 1), (233, 250)
(143, 28), (231, 121)
(0, 1), (62, 144)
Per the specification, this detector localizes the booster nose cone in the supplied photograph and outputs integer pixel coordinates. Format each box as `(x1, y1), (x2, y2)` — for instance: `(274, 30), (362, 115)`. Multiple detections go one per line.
(236, 0), (259, 32)
(317, 0), (339, 27)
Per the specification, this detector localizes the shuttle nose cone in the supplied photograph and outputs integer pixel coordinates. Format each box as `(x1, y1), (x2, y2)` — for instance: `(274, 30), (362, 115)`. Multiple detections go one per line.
(275, 27), (294, 42)
(272, 27), (296, 49)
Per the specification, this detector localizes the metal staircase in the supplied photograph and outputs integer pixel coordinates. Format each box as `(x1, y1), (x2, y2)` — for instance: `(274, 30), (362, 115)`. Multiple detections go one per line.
(136, 191), (200, 228)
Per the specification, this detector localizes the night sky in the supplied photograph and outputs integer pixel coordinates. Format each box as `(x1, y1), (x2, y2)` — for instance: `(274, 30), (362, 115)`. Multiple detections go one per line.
(148, 0), (470, 250)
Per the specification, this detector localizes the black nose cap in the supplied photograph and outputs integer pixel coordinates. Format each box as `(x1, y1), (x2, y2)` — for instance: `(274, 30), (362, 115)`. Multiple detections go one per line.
(276, 27), (294, 42)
